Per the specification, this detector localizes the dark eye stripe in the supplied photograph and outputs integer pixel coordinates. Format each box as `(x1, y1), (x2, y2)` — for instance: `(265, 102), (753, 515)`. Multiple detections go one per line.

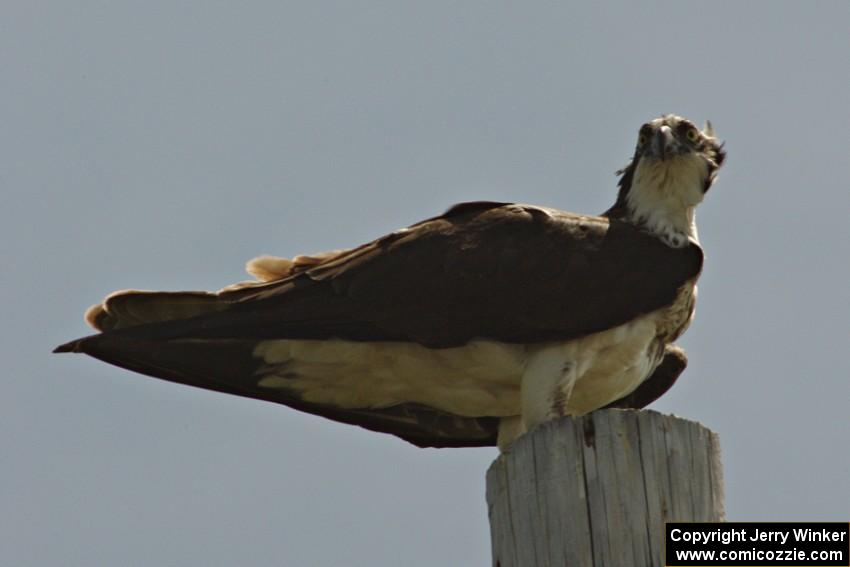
(637, 124), (653, 146)
(676, 121), (700, 143)
(677, 121), (695, 134)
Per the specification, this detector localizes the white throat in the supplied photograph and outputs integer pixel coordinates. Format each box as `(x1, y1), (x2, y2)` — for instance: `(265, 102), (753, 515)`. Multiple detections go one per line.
(625, 154), (708, 247)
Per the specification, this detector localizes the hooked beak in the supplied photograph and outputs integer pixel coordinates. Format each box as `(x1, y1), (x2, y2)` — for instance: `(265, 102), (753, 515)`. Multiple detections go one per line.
(652, 125), (674, 160)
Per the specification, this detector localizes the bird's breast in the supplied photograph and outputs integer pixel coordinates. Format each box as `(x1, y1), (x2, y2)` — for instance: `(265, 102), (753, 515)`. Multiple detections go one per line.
(251, 286), (696, 420)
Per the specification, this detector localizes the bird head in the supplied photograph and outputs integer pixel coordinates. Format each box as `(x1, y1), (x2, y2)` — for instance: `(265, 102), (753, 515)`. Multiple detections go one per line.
(632, 115), (725, 178)
(607, 115), (726, 247)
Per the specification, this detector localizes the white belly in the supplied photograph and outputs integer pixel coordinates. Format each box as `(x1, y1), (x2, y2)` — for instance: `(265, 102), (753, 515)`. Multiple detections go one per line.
(253, 309), (666, 420)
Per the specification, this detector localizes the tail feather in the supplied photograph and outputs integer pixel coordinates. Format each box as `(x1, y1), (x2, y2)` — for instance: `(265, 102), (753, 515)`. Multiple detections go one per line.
(83, 250), (350, 331)
(85, 290), (228, 331)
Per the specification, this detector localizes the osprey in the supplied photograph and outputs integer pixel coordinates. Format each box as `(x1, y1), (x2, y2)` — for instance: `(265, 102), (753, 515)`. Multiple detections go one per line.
(55, 114), (725, 450)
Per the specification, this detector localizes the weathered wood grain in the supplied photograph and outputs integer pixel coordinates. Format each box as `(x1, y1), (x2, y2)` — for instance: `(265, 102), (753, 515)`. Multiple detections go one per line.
(486, 410), (724, 567)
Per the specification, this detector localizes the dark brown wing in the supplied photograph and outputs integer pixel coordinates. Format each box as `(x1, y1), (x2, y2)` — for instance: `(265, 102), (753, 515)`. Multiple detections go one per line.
(81, 202), (702, 345)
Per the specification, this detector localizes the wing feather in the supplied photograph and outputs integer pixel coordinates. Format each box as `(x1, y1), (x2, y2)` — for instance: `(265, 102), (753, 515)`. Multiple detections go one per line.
(164, 202), (703, 346)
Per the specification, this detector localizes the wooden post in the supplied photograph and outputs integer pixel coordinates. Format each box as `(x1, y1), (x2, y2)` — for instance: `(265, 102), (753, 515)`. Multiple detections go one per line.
(486, 409), (724, 567)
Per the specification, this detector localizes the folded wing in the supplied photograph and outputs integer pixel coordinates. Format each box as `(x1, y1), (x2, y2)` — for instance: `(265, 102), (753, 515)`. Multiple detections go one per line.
(56, 201), (702, 447)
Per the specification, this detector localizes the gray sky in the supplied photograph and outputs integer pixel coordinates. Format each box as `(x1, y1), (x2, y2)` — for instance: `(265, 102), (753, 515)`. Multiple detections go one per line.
(3, 2), (848, 565)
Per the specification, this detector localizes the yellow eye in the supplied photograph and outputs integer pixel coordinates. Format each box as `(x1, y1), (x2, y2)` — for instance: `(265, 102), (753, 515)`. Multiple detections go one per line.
(686, 128), (699, 142)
